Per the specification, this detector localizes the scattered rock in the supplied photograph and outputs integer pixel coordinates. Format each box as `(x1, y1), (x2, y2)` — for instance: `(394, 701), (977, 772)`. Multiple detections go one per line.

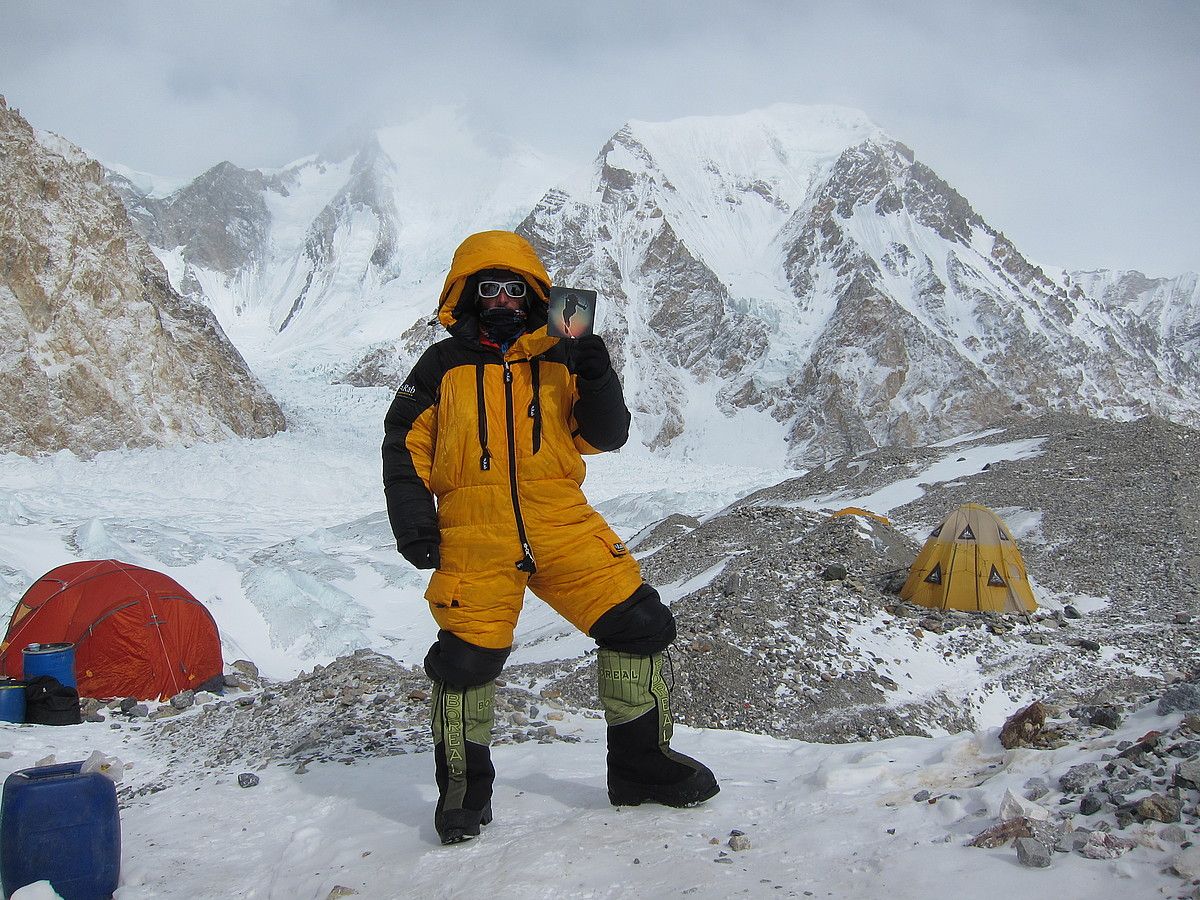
(1135, 793), (1182, 824)
(231, 660), (260, 680)
(1106, 774), (1152, 796)
(913, 790), (931, 803)
(237, 773), (260, 788)
(1177, 758), (1200, 788)
(820, 564), (847, 582)
(1000, 700), (1047, 749)
(1023, 778), (1049, 801)
(1084, 706), (1122, 729)
(1015, 837), (1051, 868)
(1172, 845), (1200, 879)
(1063, 605), (1082, 620)
(1079, 831), (1137, 859)
(1080, 795), (1103, 816)
(1159, 684), (1200, 716)
(728, 834), (752, 851)
(1059, 762), (1101, 794)
(1159, 824), (1189, 844)
(170, 690), (195, 710)
(969, 817), (1045, 848)
(999, 789), (1050, 822)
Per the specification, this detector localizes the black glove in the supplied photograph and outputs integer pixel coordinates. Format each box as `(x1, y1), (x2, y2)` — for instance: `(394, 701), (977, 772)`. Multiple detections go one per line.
(400, 539), (440, 570)
(573, 334), (611, 380)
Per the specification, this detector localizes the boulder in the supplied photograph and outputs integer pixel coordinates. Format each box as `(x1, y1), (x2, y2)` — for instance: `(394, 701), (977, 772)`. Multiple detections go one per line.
(1000, 701), (1047, 749)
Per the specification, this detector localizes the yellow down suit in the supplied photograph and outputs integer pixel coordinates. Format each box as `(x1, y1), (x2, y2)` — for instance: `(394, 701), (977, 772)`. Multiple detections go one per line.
(382, 231), (644, 650)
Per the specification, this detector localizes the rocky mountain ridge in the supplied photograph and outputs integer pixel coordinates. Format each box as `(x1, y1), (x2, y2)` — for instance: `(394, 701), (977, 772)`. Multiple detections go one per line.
(0, 97), (286, 457)
(112, 110), (565, 364)
(105, 103), (1200, 466)
(518, 111), (1200, 463)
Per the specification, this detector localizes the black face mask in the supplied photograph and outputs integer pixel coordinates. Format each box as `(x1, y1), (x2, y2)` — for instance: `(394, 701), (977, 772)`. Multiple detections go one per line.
(479, 307), (528, 344)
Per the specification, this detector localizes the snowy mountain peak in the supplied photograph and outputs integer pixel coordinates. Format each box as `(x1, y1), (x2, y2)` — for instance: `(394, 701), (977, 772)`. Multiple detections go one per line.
(521, 106), (1200, 463)
(97, 99), (1200, 465)
(578, 105), (890, 281)
(116, 107), (572, 362)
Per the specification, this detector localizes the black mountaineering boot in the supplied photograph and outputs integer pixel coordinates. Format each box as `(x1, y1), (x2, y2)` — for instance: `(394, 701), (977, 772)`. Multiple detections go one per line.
(432, 679), (496, 843)
(597, 649), (719, 808)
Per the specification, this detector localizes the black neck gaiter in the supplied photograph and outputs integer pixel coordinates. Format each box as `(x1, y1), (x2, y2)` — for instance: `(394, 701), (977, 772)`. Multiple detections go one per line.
(480, 307), (528, 345)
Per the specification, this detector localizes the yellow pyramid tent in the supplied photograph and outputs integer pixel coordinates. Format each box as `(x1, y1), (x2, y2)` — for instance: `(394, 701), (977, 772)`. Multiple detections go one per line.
(900, 503), (1036, 614)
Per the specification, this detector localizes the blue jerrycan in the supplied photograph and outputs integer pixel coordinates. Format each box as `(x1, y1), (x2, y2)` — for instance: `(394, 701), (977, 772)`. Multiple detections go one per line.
(0, 761), (120, 899)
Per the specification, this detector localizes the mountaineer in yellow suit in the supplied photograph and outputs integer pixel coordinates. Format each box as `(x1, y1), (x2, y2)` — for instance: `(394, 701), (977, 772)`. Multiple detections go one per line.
(383, 230), (718, 844)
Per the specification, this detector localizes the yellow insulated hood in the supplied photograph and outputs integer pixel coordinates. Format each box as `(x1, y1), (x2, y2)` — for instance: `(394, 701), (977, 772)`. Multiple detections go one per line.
(437, 230), (552, 331)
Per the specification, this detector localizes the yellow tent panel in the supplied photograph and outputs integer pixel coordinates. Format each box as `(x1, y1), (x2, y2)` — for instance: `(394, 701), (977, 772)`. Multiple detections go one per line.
(900, 503), (1036, 614)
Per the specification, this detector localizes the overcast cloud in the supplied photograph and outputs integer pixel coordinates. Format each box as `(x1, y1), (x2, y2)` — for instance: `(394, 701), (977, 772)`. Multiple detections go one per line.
(2, 0), (1196, 276)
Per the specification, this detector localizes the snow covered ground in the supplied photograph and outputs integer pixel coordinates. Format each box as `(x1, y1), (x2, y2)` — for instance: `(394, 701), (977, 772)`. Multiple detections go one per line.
(2, 693), (1189, 899)
(1, 355), (1195, 898)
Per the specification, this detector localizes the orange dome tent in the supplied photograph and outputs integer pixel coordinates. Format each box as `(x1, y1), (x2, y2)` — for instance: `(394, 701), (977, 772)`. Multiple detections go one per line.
(0, 560), (222, 700)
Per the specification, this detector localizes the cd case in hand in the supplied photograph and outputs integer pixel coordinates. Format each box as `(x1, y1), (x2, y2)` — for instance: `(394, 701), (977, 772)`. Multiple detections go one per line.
(547, 287), (597, 339)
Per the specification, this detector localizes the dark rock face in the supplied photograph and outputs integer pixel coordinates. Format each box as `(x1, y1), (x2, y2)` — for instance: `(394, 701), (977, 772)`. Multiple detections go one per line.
(0, 96), (285, 456)
(131, 161), (277, 276)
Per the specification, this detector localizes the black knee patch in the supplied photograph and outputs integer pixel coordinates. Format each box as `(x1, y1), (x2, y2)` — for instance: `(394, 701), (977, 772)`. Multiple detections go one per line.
(588, 584), (676, 654)
(424, 630), (510, 687)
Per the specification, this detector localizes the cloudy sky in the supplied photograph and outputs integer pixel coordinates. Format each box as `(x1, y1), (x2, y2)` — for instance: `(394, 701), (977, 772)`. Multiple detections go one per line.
(3, 1), (1196, 276)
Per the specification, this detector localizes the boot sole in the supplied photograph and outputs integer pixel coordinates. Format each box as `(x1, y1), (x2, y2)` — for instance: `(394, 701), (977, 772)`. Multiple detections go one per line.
(608, 773), (720, 808)
(437, 804), (493, 844)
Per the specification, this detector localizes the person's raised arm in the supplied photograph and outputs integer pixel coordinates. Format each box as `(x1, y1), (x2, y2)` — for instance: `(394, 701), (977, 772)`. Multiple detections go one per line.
(569, 335), (630, 453)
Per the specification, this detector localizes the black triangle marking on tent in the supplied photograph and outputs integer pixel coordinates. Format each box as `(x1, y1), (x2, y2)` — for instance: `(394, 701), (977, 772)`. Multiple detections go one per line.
(930, 525), (943, 538)
(925, 562), (943, 585)
(999, 530), (1010, 541)
(958, 524), (976, 540)
(987, 565), (1007, 587)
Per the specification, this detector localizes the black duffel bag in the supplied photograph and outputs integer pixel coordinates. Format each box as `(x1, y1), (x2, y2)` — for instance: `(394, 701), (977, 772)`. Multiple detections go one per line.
(24, 675), (82, 725)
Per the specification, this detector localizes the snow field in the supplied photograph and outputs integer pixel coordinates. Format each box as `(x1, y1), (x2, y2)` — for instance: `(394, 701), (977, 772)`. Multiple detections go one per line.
(3, 699), (1186, 899)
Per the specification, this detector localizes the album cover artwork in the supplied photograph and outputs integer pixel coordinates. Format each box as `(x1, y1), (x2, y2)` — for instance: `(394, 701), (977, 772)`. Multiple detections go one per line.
(547, 287), (597, 339)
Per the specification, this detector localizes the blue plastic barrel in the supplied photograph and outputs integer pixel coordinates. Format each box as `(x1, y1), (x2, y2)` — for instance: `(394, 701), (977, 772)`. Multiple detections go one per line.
(0, 681), (24, 723)
(0, 761), (121, 900)
(22, 643), (77, 689)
